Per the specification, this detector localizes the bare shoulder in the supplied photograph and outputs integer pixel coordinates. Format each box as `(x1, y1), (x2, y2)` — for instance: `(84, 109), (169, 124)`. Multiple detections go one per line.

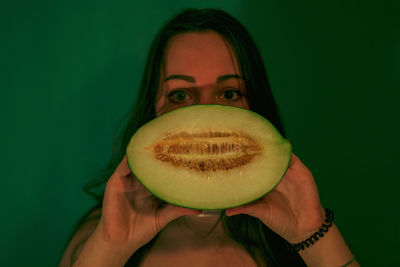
(59, 206), (102, 267)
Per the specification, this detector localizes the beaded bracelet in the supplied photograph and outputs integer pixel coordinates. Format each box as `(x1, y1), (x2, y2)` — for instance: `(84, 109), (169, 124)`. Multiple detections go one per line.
(287, 208), (334, 253)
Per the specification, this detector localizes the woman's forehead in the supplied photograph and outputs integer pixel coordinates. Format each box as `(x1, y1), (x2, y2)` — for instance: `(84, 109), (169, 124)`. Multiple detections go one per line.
(163, 31), (240, 84)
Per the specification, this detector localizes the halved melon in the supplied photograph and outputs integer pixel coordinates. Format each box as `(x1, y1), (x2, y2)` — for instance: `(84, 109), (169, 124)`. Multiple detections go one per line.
(126, 105), (291, 210)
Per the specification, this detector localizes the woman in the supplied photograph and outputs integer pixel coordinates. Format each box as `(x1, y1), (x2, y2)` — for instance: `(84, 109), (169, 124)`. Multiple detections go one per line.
(60, 8), (358, 267)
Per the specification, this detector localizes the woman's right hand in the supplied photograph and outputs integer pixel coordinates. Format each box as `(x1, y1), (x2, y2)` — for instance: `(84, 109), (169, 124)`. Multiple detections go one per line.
(72, 156), (201, 266)
(98, 155), (201, 250)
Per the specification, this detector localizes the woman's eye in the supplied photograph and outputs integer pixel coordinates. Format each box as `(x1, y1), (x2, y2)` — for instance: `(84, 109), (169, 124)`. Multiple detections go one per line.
(222, 89), (243, 100)
(168, 90), (189, 103)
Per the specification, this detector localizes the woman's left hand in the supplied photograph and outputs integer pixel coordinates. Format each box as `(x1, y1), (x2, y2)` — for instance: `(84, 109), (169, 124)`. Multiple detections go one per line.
(225, 153), (325, 243)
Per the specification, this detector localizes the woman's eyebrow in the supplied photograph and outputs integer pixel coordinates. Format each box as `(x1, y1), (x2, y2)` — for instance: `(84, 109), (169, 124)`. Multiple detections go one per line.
(217, 74), (243, 82)
(164, 74), (242, 83)
(164, 75), (195, 83)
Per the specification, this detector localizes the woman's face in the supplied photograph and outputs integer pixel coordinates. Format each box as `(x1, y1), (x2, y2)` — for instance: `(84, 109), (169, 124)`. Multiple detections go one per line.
(155, 31), (249, 116)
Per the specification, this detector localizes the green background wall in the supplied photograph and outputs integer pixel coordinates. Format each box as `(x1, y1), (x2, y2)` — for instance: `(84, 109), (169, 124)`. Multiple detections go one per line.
(2, 0), (398, 266)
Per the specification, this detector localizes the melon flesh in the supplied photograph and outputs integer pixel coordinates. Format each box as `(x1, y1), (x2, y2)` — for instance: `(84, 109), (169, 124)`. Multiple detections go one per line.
(126, 105), (291, 210)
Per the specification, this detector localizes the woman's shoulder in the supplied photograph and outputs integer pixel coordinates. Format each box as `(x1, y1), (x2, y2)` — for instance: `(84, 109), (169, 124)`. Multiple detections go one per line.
(59, 205), (102, 267)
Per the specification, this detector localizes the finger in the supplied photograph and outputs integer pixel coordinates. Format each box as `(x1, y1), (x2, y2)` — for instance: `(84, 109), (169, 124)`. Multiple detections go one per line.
(122, 157), (150, 192)
(288, 153), (298, 169)
(106, 156), (136, 193)
(288, 153), (309, 172)
(225, 199), (267, 218)
(115, 155), (131, 177)
(285, 153), (313, 179)
(156, 205), (202, 231)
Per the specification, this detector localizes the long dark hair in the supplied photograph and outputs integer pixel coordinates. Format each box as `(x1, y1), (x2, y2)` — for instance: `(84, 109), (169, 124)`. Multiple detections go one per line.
(79, 8), (305, 267)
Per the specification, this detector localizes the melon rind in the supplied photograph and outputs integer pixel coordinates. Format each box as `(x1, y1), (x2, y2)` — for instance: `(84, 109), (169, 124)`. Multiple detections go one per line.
(126, 105), (292, 210)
